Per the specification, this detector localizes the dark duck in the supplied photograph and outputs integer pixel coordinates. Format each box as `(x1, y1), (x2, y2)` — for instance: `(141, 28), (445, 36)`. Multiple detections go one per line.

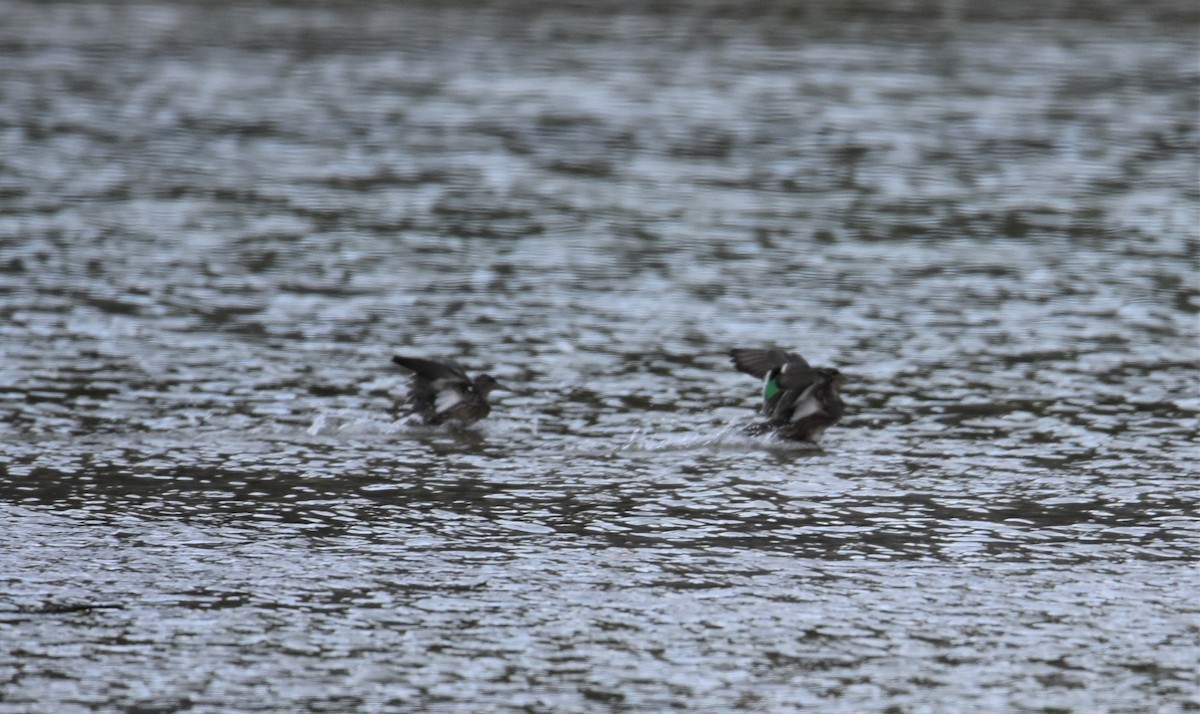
(729, 347), (847, 443)
(392, 355), (507, 426)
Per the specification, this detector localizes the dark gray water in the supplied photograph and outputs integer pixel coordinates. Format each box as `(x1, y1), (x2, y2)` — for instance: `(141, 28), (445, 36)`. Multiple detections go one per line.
(2, 1), (1198, 711)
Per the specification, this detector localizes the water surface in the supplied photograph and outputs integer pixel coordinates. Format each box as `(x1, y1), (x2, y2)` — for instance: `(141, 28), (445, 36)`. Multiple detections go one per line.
(1, 1), (1197, 711)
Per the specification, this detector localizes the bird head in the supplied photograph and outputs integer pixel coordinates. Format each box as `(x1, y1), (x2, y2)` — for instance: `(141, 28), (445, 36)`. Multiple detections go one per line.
(820, 368), (848, 391)
(473, 374), (507, 397)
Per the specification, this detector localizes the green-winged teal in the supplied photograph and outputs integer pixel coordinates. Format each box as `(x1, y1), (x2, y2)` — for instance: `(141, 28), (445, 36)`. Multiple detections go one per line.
(729, 347), (846, 443)
(392, 355), (506, 425)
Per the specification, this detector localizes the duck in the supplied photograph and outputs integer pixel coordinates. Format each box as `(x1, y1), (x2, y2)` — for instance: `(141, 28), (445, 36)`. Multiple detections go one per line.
(391, 355), (507, 426)
(729, 347), (847, 443)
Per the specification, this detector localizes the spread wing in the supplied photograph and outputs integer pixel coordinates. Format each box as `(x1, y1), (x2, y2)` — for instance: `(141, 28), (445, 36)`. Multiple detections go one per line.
(729, 348), (809, 378)
(392, 355), (471, 385)
(730, 348), (822, 420)
(392, 355), (474, 416)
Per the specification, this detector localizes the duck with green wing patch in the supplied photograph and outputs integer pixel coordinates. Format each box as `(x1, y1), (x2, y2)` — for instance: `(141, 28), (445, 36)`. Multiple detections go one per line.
(729, 347), (847, 443)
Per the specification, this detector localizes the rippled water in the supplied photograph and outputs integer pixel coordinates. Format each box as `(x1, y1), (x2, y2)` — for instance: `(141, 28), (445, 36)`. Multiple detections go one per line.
(2, 1), (1198, 711)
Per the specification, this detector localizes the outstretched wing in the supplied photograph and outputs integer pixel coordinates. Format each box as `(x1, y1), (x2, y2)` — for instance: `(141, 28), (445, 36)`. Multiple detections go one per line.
(392, 355), (474, 417)
(729, 348), (809, 378)
(392, 355), (471, 385)
(730, 348), (822, 420)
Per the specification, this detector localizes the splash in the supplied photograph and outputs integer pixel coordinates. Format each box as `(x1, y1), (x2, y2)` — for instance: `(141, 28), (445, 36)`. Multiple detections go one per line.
(613, 420), (822, 454)
(305, 409), (413, 437)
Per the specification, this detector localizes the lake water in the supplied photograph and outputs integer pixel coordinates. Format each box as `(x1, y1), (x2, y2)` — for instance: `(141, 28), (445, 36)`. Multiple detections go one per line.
(1, 1), (1197, 711)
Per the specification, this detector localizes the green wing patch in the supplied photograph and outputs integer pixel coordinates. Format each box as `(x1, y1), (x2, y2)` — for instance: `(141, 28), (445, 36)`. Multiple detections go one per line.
(763, 376), (779, 401)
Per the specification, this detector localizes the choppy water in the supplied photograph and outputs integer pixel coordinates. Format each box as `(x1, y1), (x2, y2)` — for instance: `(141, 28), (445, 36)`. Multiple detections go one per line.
(1, 1), (1198, 711)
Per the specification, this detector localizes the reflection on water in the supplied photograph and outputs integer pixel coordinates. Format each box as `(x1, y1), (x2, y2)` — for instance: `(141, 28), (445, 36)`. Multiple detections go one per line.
(1, 0), (1197, 711)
